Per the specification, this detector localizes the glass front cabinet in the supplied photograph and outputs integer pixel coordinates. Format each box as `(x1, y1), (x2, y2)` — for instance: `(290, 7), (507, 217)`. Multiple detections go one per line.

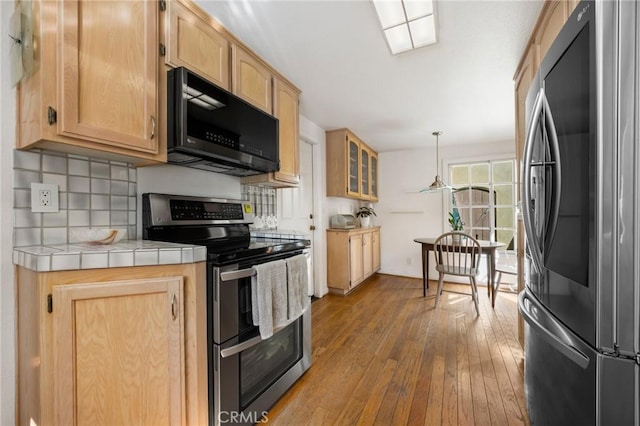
(326, 128), (379, 201)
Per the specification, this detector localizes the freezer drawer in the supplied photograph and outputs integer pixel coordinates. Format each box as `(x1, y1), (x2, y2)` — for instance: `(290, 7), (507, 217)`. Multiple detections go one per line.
(520, 290), (596, 425)
(598, 356), (637, 425)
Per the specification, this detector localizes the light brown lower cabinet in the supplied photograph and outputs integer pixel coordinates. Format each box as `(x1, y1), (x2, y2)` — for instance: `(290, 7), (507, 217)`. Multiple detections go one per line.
(327, 227), (381, 294)
(16, 263), (208, 426)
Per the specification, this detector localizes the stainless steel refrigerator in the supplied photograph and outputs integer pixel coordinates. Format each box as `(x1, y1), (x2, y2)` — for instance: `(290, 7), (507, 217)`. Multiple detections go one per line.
(519, 1), (639, 424)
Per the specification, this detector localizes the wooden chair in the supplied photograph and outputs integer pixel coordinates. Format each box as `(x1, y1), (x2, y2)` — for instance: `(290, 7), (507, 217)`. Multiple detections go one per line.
(493, 249), (518, 306)
(433, 231), (482, 315)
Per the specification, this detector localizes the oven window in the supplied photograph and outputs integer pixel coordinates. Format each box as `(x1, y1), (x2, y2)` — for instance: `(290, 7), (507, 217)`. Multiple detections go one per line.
(239, 318), (303, 409)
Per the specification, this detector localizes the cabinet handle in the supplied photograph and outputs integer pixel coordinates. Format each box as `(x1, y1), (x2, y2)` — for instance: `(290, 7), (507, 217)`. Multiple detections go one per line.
(171, 293), (178, 321)
(150, 116), (156, 140)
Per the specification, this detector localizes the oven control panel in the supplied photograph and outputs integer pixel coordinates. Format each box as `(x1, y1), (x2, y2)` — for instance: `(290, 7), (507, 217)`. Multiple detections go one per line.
(170, 200), (244, 221)
(142, 193), (253, 226)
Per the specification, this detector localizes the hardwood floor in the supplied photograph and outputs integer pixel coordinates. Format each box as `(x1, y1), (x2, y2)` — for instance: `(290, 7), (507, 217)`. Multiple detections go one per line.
(267, 274), (529, 425)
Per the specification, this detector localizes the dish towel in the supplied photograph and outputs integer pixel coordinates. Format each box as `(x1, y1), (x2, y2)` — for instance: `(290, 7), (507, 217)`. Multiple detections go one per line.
(251, 259), (287, 339)
(286, 254), (310, 320)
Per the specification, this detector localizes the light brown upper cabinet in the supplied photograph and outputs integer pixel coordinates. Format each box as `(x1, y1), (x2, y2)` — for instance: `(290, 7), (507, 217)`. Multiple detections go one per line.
(243, 77), (301, 187)
(232, 44), (273, 114)
(17, 0), (162, 163)
(360, 144), (379, 202)
(370, 151), (379, 201)
(535, 1), (566, 64)
(326, 128), (379, 201)
(163, 0), (230, 90)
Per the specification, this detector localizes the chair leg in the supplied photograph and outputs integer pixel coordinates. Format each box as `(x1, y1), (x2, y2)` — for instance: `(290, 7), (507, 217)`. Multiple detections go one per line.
(493, 271), (502, 308)
(435, 273), (445, 308)
(469, 276), (480, 315)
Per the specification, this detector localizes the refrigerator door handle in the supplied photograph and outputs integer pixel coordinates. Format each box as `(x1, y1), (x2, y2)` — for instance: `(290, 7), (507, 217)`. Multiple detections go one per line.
(522, 88), (545, 274)
(542, 93), (562, 252)
(518, 290), (590, 369)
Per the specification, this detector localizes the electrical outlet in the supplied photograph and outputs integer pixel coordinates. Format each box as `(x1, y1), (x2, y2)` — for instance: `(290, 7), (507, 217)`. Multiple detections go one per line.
(31, 183), (59, 213)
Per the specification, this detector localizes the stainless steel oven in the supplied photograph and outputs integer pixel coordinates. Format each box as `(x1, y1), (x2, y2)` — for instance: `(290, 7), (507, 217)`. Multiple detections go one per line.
(210, 250), (311, 425)
(142, 193), (312, 426)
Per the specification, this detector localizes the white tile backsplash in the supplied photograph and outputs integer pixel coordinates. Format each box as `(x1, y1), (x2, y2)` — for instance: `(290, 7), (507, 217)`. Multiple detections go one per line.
(91, 178), (110, 194)
(69, 210), (90, 227)
(69, 193), (90, 210)
(91, 162), (110, 178)
(91, 194), (110, 210)
(69, 158), (90, 176)
(14, 228), (41, 247)
(43, 173), (67, 190)
(69, 176), (90, 193)
(43, 228), (67, 245)
(12, 149), (138, 247)
(42, 154), (68, 174)
(91, 211), (110, 226)
(13, 150), (41, 170)
(42, 211), (68, 227)
(111, 165), (129, 181)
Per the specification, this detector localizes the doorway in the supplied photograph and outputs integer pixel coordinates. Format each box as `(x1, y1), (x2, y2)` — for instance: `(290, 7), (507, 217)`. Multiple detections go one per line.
(277, 140), (315, 295)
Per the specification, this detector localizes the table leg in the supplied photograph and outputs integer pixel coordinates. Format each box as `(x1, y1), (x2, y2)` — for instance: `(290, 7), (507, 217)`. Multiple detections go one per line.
(486, 254), (491, 299)
(426, 247), (430, 291)
(490, 251), (497, 307)
(421, 245), (427, 297)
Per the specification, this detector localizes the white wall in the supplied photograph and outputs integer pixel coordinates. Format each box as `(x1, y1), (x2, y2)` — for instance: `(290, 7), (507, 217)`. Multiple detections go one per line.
(1, 2), (16, 424)
(377, 140), (515, 280)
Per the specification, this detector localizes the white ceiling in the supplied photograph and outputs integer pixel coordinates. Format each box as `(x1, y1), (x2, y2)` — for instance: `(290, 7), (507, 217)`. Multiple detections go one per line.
(195, 0), (543, 152)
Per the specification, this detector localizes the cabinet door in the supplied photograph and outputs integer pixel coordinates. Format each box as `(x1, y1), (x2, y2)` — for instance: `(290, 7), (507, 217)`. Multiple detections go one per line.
(362, 231), (373, 279)
(360, 146), (370, 199)
(232, 45), (273, 113)
(166, 0), (230, 89)
(347, 135), (360, 197)
(349, 234), (364, 287)
(370, 152), (379, 201)
(273, 78), (300, 184)
(53, 277), (185, 426)
(372, 229), (381, 272)
(59, 0), (158, 153)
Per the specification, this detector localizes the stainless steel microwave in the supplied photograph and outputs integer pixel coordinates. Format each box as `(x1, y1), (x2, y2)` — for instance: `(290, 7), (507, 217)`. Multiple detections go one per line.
(167, 67), (279, 176)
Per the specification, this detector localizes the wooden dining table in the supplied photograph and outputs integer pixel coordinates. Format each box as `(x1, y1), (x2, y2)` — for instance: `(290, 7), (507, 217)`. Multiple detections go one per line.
(413, 237), (506, 307)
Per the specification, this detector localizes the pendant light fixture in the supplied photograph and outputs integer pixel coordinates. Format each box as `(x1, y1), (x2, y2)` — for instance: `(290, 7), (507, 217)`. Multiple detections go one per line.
(420, 131), (449, 192)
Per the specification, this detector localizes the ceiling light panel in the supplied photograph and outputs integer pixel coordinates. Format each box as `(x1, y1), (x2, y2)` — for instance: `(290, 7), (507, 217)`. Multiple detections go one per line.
(384, 24), (413, 54)
(372, 0), (437, 55)
(404, 0), (433, 21)
(409, 15), (436, 47)
(372, 0), (406, 29)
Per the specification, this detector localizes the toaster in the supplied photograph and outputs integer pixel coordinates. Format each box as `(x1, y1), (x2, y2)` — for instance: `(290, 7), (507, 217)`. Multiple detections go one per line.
(330, 214), (356, 229)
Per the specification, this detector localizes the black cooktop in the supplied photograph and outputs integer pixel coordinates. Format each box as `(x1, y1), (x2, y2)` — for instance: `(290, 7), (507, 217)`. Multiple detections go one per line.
(142, 193), (309, 265)
(207, 236), (310, 264)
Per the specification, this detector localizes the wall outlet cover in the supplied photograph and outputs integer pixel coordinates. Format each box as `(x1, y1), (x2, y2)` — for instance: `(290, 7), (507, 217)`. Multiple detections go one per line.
(31, 183), (59, 213)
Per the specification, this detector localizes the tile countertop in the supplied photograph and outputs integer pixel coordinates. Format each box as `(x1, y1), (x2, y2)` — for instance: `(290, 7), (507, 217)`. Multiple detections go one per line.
(251, 229), (309, 239)
(13, 240), (207, 272)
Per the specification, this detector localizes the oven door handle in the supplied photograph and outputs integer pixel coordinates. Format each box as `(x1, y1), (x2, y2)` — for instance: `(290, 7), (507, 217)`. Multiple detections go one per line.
(220, 305), (310, 358)
(219, 267), (255, 282)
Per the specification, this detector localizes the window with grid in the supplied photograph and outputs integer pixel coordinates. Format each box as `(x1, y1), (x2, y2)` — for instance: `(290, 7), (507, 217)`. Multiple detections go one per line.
(449, 160), (517, 249)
